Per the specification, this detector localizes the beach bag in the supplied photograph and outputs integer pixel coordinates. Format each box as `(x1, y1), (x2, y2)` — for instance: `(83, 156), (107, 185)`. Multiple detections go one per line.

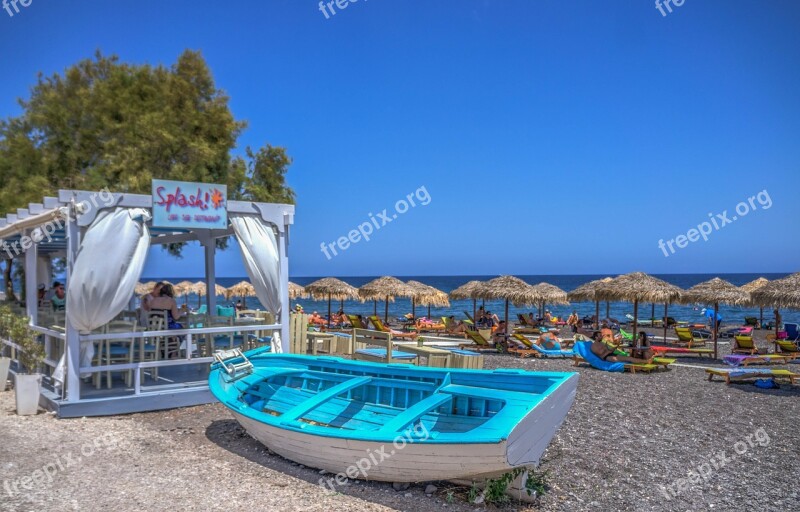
(754, 378), (777, 389)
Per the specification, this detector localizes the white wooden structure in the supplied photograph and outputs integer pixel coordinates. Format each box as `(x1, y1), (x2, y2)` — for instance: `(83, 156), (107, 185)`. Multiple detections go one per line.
(0, 189), (294, 417)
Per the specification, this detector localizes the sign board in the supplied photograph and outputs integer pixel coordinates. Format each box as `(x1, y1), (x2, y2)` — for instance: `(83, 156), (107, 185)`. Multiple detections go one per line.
(152, 179), (228, 230)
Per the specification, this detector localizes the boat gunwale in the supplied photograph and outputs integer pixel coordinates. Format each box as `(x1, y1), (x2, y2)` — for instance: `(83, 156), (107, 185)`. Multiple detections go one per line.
(210, 352), (578, 444)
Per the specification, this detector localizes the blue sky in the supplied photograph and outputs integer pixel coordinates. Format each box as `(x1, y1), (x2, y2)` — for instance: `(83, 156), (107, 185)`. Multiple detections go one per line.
(1, 1), (799, 277)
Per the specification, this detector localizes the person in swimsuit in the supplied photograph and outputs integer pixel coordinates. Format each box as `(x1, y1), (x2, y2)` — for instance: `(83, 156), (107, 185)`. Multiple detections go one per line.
(537, 331), (562, 350)
(590, 332), (653, 363)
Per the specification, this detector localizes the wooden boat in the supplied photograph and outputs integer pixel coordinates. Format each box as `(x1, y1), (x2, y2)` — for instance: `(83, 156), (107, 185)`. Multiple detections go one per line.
(209, 348), (578, 482)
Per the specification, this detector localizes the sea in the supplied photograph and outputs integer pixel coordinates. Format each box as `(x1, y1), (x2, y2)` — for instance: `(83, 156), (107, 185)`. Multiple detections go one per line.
(144, 274), (797, 326)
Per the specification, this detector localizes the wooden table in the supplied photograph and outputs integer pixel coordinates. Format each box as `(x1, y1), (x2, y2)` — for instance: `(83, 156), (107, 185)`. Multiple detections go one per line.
(306, 332), (335, 355)
(397, 344), (452, 367)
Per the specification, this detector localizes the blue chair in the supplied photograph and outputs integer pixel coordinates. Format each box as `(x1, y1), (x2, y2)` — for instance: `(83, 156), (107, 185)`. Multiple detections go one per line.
(573, 341), (625, 373)
(784, 323), (799, 342)
(216, 305), (236, 318)
(195, 305), (208, 315)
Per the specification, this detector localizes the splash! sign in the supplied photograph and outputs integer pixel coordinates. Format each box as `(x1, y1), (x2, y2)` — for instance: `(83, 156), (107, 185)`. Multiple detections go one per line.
(152, 179), (228, 229)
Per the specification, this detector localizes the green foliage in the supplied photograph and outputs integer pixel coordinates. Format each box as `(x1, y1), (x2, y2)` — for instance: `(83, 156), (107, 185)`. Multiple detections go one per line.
(0, 306), (44, 373)
(467, 484), (480, 504)
(0, 49), (295, 255)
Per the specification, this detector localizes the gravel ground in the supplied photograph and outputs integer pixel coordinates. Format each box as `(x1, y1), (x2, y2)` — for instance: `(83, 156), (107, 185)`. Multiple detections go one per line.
(1, 328), (798, 512)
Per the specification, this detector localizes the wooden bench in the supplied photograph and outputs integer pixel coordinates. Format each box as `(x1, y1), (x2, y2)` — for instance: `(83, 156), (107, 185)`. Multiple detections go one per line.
(352, 329), (418, 365)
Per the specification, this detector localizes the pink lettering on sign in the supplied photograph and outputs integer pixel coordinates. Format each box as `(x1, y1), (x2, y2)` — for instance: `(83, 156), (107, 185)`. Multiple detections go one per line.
(155, 186), (226, 213)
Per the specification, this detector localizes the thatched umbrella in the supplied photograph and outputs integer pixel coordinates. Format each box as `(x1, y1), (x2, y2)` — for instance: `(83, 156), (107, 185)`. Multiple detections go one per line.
(596, 272), (682, 349)
(226, 280), (257, 307)
(531, 282), (569, 319)
(407, 280), (450, 319)
(359, 276), (415, 323)
(289, 281), (308, 300)
(304, 277), (359, 328)
(740, 277), (769, 328)
(681, 277), (749, 359)
(192, 281), (227, 308)
(135, 281), (156, 296)
(567, 277), (613, 329)
(476, 276), (543, 335)
(449, 280), (484, 323)
(751, 273), (800, 341)
(174, 280), (195, 305)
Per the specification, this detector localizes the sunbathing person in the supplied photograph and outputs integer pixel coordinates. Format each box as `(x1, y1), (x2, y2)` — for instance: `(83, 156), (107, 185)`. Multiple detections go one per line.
(445, 315), (468, 335)
(590, 333), (653, 364)
(309, 311), (327, 326)
(600, 323), (621, 343)
(537, 331), (562, 350)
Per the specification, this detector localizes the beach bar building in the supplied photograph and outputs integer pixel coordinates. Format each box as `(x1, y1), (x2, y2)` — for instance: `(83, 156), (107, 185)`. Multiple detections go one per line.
(0, 183), (294, 418)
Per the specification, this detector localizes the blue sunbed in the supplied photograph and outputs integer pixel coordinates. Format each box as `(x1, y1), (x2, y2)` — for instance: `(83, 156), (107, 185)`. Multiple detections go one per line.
(531, 343), (575, 358)
(573, 341), (625, 373)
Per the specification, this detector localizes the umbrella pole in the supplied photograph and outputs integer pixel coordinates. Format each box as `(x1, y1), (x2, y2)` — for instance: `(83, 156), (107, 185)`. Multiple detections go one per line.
(606, 301), (610, 320)
(327, 294), (332, 329)
(504, 299), (509, 335)
(412, 298), (416, 319)
(427, 304), (431, 318)
(663, 303), (668, 343)
(632, 299), (639, 348)
(713, 301), (719, 359)
(759, 307), (763, 329)
(651, 303), (655, 323)
(473, 299), (477, 325)
(775, 308), (780, 340)
(384, 297), (389, 324)
(595, 301), (599, 330)
(373, 300), (377, 316)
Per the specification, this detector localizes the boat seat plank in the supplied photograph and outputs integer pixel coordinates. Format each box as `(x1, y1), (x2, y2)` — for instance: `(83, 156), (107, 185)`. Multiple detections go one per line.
(280, 376), (372, 422)
(378, 393), (453, 434)
(441, 384), (533, 403)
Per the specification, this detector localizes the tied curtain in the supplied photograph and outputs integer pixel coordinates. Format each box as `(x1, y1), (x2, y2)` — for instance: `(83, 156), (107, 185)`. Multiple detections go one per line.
(54, 208), (151, 383)
(230, 215), (283, 352)
(66, 208), (151, 331)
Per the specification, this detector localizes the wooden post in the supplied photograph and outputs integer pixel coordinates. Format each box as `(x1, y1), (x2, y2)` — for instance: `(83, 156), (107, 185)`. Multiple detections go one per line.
(713, 301), (719, 359)
(64, 206), (81, 403)
(24, 231), (37, 325)
(632, 300), (639, 349)
(384, 296), (389, 324)
(504, 299), (509, 335)
(595, 300), (599, 330)
(663, 303), (668, 343)
(327, 294), (332, 329)
(606, 301), (610, 320)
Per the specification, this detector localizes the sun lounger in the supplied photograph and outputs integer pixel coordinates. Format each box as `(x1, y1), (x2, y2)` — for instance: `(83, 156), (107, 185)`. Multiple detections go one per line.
(347, 314), (367, 329)
(458, 329), (500, 352)
(773, 340), (800, 357)
(784, 323), (800, 342)
(601, 341), (675, 370)
(508, 333), (574, 358)
(572, 341), (658, 373)
(650, 345), (714, 357)
(705, 368), (798, 385)
(723, 354), (791, 367)
(674, 327), (707, 348)
(368, 315), (418, 339)
(619, 328), (634, 342)
(732, 335), (765, 355)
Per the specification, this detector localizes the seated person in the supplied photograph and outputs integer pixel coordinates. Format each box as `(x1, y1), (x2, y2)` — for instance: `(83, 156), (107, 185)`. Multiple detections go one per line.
(51, 281), (66, 311)
(148, 284), (185, 329)
(536, 331), (562, 350)
(600, 323), (621, 343)
(308, 311), (327, 326)
(544, 310), (553, 324)
(638, 331), (650, 347)
(445, 315), (468, 334)
(589, 332), (653, 364)
(335, 310), (351, 327)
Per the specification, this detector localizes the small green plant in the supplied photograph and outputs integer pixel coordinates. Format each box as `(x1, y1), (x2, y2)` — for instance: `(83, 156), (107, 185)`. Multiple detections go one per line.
(467, 484), (480, 503)
(3, 309), (44, 374)
(524, 468), (550, 497)
(445, 490), (454, 504)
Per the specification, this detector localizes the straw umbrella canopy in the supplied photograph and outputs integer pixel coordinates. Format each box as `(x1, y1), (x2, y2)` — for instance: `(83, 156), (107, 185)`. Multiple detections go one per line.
(740, 277), (770, 328)
(476, 276), (543, 335)
(750, 272), (800, 341)
(304, 278), (359, 328)
(407, 280), (450, 319)
(596, 272), (683, 350)
(191, 281), (227, 308)
(135, 281), (156, 296)
(288, 281), (308, 300)
(173, 280), (195, 305)
(567, 277), (613, 329)
(680, 277), (749, 359)
(359, 276), (415, 323)
(449, 280), (484, 323)
(531, 282), (569, 319)
(226, 280), (257, 307)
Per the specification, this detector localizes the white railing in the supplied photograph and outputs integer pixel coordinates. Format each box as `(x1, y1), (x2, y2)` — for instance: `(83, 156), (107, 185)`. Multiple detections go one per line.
(76, 323), (280, 396)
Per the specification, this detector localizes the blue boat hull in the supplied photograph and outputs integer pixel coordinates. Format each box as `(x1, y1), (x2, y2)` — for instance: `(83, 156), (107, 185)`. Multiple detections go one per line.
(210, 351), (578, 482)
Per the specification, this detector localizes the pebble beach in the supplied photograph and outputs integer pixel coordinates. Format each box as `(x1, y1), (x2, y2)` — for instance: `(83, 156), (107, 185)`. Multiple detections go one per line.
(1, 328), (799, 512)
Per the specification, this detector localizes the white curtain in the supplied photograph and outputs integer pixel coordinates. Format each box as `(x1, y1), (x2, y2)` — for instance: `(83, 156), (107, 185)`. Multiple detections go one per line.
(67, 207), (151, 331)
(54, 208), (151, 383)
(230, 214), (282, 352)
